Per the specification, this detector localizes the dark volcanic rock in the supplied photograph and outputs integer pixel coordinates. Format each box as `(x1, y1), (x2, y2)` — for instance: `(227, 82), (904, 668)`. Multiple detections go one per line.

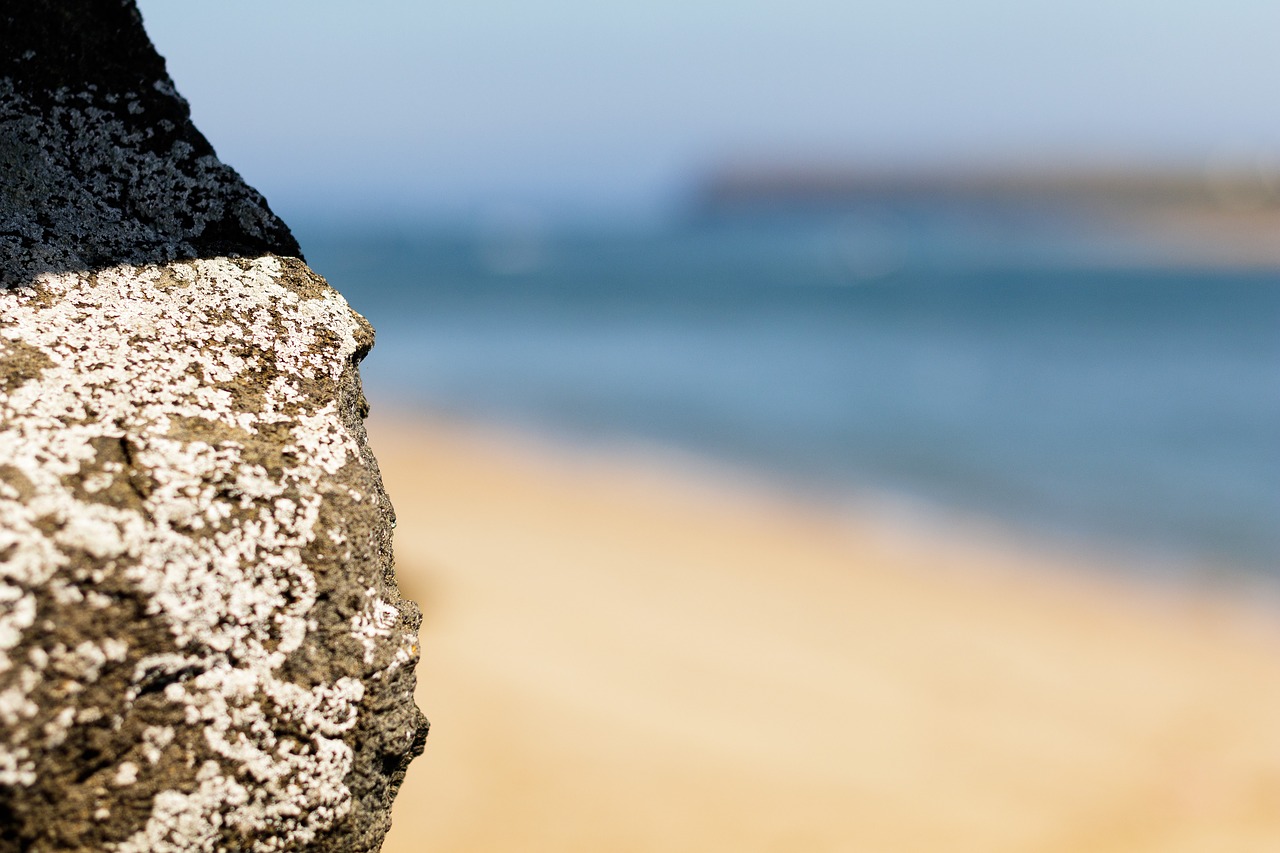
(0, 4), (427, 851)
(0, 0), (302, 288)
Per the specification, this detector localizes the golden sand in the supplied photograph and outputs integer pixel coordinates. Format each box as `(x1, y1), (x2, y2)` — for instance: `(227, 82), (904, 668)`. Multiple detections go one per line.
(371, 415), (1280, 853)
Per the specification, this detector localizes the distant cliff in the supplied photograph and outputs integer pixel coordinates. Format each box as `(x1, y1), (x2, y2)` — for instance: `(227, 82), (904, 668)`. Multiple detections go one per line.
(697, 163), (1280, 214)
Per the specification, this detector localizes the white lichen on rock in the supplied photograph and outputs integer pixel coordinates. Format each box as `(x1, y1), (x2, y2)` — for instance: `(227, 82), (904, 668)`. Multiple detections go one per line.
(0, 256), (426, 851)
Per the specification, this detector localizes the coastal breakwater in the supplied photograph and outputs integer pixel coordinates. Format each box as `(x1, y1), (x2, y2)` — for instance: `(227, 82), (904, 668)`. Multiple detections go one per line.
(0, 3), (426, 849)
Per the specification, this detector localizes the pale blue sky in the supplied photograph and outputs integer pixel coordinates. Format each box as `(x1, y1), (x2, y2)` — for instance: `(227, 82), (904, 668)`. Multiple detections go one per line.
(136, 0), (1280, 219)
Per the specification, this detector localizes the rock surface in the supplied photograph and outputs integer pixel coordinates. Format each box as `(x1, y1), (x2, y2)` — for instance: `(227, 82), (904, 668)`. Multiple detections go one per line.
(0, 0), (301, 287)
(0, 3), (427, 851)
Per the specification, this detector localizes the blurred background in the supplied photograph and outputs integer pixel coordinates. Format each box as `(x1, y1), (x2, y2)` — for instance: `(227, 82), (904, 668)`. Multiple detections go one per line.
(139, 2), (1280, 851)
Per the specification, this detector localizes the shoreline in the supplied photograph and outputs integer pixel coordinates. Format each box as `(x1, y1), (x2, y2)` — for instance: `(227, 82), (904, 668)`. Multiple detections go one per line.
(367, 405), (1276, 585)
(371, 412), (1280, 853)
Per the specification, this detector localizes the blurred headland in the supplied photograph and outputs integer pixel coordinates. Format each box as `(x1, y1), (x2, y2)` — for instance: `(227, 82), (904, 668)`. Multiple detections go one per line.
(698, 162), (1280, 210)
(693, 161), (1280, 267)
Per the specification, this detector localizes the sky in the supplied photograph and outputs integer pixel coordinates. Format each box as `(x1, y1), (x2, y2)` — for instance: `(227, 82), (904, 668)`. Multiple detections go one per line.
(136, 0), (1280, 221)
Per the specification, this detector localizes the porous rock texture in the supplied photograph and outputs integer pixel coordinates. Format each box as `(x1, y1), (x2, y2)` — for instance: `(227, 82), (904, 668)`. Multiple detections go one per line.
(0, 3), (428, 851)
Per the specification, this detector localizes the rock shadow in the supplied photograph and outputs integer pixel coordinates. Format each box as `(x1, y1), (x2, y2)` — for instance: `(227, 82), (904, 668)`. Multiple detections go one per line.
(0, 0), (302, 289)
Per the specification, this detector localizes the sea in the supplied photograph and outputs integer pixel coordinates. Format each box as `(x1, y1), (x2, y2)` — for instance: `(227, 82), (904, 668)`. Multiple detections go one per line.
(295, 203), (1280, 576)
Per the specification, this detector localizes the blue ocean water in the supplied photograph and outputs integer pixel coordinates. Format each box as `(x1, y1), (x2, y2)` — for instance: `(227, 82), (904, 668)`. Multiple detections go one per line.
(298, 209), (1280, 573)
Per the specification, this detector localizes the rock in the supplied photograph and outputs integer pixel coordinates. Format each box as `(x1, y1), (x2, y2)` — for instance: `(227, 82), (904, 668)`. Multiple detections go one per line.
(0, 0), (301, 287)
(0, 3), (428, 851)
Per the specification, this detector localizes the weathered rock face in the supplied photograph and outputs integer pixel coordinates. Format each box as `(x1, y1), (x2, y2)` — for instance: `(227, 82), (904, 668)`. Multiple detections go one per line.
(0, 3), (427, 851)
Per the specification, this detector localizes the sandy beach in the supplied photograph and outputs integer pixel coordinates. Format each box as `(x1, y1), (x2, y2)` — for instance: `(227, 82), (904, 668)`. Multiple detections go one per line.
(370, 414), (1280, 853)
